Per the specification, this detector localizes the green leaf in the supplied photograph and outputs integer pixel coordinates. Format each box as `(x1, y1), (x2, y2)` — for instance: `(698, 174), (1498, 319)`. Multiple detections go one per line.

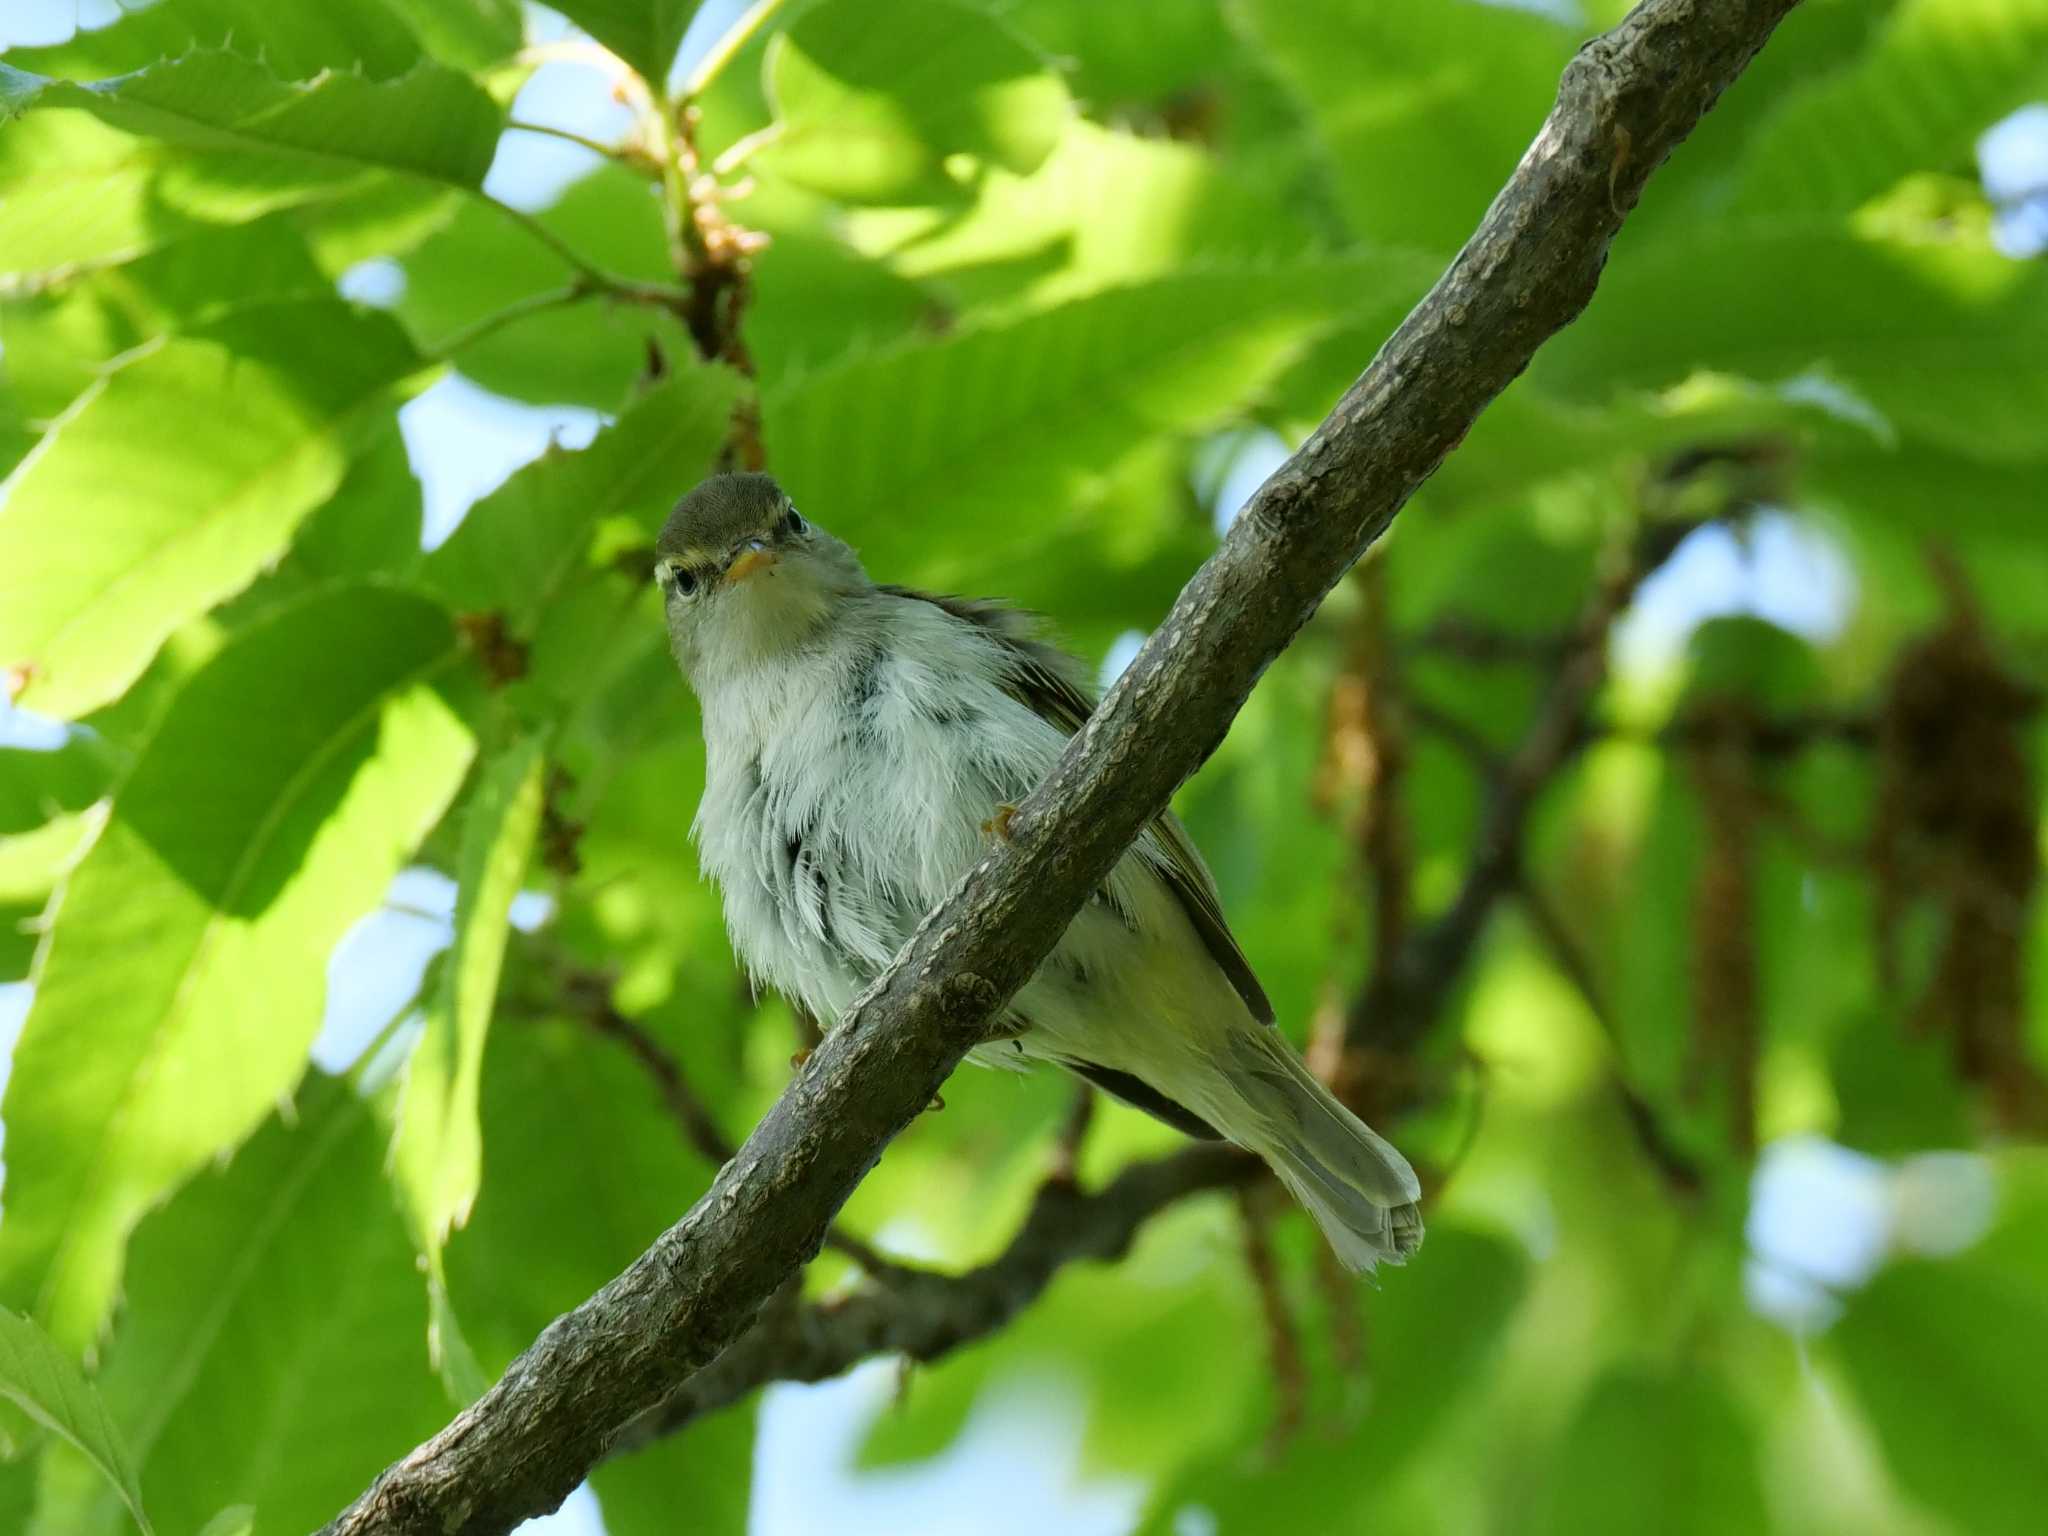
(1618, 0), (1905, 240)
(761, 0), (1072, 203)
(424, 366), (743, 630)
(0, 300), (426, 719)
(0, 586), (475, 1352)
(191, 1509), (254, 1536)
(1138, 1226), (1531, 1529)
(1539, 228), (2048, 466)
(0, 1), (433, 83)
(0, 53), (501, 184)
(289, 419), (428, 583)
(0, 1309), (152, 1534)
(0, 217), (331, 420)
(1730, 0), (2048, 218)
(1237, 0), (1578, 251)
(443, 1017), (720, 1378)
(549, 0), (700, 86)
(762, 262), (1393, 593)
(1834, 1257), (2048, 1536)
(0, 734), (113, 836)
(843, 120), (1322, 313)
(1536, 1368), (1769, 1534)
(28, 1076), (451, 1536)
(0, 54), (501, 276)
(383, 0), (527, 71)
(390, 736), (547, 1395)
(0, 811), (100, 982)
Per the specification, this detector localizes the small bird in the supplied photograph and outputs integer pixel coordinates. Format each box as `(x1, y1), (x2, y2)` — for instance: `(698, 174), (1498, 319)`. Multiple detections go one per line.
(656, 473), (1423, 1270)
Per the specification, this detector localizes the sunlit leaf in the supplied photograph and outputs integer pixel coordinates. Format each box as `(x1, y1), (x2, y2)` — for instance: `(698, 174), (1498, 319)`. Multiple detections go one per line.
(391, 735), (547, 1397)
(0, 587), (475, 1352)
(0, 300), (427, 719)
(0, 54), (501, 275)
(0, 1309), (152, 1534)
(0, 0), (441, 82)
(843, 120), (1321, 313)
(0, 810), (99, 982)
(0, 217), (331, 419)
(191, 1508), (255, 1536)
(0, 53), (501, 183)
(761, 0), (1072, 203)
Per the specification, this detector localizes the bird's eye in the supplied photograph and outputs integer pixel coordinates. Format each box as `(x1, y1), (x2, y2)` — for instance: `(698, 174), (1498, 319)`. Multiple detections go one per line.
(667, 564), (699, 598)
(782, 504), (805, 537)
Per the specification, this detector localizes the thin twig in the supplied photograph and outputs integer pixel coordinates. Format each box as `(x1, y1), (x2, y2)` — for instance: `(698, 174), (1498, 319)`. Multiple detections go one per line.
(1351, 524), (1677, 1056)
(505, 119), (634, 161)
(1403, 617), (1575, 667)
(607, 1143), (1258, 1455)
(1407, 695), (1504, 770)
(480, 198), (692, 310)
(680, 0), (793, 100)
(1237, 1185), (1308, 1453)
(582, 1000), (905, 1277)
(431, 281), (590, 359)
(1516, 877), (1704, 1196)
(1048, 1085), (1096, 1186)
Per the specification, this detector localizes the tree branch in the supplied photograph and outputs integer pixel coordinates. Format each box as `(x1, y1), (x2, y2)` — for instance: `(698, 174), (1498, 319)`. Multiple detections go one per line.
(1350, 519), (1687, 1056)
(320, 4), (1803, 1529)
(605, 1142), (1256, 1454)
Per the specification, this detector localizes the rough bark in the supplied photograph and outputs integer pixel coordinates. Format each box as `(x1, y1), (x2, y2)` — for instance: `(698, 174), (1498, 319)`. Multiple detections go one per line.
(320, 3), (1803, 1529)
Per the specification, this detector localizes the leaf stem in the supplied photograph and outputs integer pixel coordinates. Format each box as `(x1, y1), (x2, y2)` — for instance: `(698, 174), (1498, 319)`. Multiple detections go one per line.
(681, 0), (792, 101)
(430, 282), (590, 359)
(479, 197), (691, 310)
(504, 118), (628, 160)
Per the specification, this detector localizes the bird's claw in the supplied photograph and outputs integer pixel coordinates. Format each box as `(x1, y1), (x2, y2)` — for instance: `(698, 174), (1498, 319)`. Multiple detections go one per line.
(981, 803), (1018, 842)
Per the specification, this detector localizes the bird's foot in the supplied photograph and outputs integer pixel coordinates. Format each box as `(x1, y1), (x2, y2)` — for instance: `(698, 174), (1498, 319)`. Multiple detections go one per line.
(926, 1092), (945, 1114)
(980, 803), (1019, 842)
(790, 1047), (813, 1071)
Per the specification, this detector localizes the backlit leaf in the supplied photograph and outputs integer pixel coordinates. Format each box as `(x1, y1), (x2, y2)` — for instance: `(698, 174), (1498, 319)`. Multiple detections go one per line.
(0, 586), (475, 1352)
(0, 1309), (151, 1534)
(548, 0), (700, 87)
(390, 736), (547, 1396)
(761, 0), (1072, 203)
(0, 301), (427, 719)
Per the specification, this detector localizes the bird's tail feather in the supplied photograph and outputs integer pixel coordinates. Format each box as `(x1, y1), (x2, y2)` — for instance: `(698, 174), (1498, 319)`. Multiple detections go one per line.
(1221, 1026), (1424, 1272)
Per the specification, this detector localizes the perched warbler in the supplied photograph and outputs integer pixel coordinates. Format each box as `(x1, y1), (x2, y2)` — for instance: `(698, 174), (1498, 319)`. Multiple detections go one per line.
(657, 472), (1422, 1269)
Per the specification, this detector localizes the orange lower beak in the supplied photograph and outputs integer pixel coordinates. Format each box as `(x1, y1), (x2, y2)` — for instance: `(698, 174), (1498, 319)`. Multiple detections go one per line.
(725, 546), (777, 584)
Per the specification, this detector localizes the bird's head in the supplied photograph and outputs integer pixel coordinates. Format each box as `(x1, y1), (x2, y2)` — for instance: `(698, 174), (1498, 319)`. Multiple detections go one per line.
(656, 472), (867, 681)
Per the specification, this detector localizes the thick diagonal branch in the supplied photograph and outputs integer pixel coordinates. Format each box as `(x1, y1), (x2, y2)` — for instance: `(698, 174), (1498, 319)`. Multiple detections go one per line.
(320, 4), (1803, 1530)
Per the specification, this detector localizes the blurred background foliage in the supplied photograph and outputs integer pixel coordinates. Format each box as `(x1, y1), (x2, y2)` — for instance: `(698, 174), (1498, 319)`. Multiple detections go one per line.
(0, 0), (2045, 1532)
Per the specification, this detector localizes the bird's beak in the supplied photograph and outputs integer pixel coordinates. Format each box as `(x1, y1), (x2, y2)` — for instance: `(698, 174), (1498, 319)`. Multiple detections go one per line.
(723, 537), (777, 585)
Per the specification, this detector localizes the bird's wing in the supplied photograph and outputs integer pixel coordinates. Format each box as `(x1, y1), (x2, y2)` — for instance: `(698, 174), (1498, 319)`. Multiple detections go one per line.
(881, 586), (1277, 1027)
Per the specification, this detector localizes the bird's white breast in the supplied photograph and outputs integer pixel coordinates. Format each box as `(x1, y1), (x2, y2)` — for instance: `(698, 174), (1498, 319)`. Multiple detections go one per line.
(690, 593), (1069, 1023)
